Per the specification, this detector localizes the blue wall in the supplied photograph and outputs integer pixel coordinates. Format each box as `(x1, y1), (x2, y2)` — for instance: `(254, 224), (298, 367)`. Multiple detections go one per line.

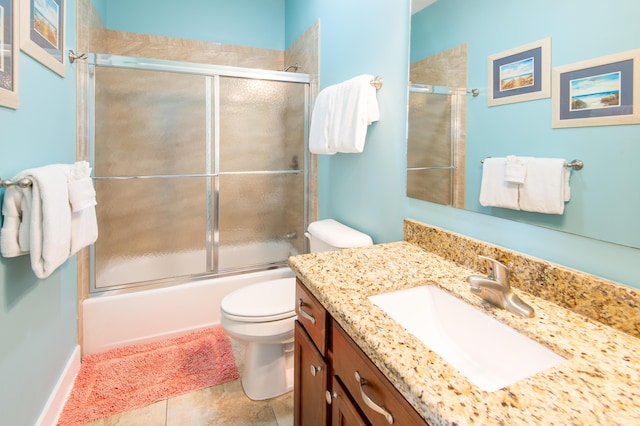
(408, 0), (640, 288)
(0, 1), (78, 424)
(285, 0), (411, 243)
(105, 0), (286, 50)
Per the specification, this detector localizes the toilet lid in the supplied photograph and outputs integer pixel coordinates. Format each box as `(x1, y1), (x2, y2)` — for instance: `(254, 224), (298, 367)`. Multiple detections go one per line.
(221, 277), (296, 322)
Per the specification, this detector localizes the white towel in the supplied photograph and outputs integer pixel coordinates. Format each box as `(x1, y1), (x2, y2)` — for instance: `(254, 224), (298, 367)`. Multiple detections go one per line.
(0, 162), (99, 278)
(68, 161), (98, 256)
(479, 158), (520, 210)
(18, 165), (74, 278)
(331, 75), (380, 153)
(519, 158), (569, 214)
(308, 74), (379, 155)
(1, 186), (29, 257)
(309, 87), (336, 155)
(504, 155), (528, 184)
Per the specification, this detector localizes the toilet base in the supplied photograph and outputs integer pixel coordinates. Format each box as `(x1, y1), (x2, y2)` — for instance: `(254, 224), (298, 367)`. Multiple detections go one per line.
(240, 341), (294, 400)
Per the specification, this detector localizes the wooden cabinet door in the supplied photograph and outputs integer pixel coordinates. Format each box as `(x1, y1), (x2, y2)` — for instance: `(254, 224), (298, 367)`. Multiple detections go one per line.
(332, 320), (429, 426)
(330, 377), (370, 426)
(294, 321), (328, 426)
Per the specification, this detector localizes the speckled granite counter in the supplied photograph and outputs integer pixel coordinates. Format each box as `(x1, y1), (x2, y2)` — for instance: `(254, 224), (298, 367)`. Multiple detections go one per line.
(288, 235), (640, 425)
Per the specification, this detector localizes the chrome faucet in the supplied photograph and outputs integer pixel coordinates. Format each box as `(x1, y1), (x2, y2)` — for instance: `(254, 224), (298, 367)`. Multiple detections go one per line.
(467, 255), (534, 318)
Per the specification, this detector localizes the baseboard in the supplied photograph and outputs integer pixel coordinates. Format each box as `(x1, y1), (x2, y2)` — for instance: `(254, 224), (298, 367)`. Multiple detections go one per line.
(36, 345), (81, 426)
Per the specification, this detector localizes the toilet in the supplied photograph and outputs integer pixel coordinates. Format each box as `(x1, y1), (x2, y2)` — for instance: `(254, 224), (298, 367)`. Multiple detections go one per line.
(220, 219), (373, 400)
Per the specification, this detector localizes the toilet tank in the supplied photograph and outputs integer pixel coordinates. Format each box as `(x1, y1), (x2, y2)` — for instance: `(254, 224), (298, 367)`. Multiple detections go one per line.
(305, 219), (373, 253)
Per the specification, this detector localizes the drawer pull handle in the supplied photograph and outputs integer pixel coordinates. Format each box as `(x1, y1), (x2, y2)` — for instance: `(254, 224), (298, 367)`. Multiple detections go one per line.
(354, 371), (394, 424)
(298, 299), (316, 324)
(310, 364), (322, 376)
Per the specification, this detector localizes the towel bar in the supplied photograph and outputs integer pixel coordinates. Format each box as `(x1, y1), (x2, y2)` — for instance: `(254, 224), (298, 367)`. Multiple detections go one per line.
(0, 178), (33, 188)
(480, 158), (584, 170)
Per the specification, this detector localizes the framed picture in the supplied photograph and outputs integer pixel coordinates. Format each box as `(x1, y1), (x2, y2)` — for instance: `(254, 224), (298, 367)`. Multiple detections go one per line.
(0, 0), (19, 108)
(488, 38), (551, 106)
(552, 49), (640, 128)
(20, 0), (65, 77)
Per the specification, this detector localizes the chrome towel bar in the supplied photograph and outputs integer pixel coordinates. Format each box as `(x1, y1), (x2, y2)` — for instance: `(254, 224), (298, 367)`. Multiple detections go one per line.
(480, 158), (584, 170)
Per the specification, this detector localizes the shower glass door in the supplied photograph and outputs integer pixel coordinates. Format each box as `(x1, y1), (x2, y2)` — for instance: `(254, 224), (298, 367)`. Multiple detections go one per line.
(89, 55), (309, 293)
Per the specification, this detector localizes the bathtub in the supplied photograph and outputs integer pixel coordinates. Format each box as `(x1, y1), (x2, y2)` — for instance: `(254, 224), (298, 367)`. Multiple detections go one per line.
(82, 266), (295, 355)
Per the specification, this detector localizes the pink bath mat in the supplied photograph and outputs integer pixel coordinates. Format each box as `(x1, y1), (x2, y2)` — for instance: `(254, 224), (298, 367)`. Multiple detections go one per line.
(58, 326), (239, 425)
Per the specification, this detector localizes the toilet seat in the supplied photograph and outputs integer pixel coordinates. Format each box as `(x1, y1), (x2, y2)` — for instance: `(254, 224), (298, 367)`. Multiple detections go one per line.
(221, 277), (296, 322)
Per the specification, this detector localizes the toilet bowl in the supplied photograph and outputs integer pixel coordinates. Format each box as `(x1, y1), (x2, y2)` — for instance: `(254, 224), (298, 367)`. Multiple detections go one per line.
(220, 219), (373, 400)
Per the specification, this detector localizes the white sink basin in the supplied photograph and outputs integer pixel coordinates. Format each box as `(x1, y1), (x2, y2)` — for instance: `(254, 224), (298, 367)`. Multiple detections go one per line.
(368, 285), (566, 392)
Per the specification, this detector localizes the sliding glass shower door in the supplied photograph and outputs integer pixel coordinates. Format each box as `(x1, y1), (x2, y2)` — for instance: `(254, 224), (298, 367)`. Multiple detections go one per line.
(89, 55), (309, 293)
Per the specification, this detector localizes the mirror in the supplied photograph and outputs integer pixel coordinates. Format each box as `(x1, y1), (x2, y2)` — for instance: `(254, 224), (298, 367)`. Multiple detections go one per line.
(408, 0), (640, 249)
(407, 44), (468, 209)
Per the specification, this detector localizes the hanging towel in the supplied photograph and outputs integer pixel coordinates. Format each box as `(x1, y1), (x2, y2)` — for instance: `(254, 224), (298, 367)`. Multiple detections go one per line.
(68, 161), (98, 256)
(331, 74), (380, 153)
(14, 164), (74, 278)
(519, 158), (569, 214)
(309, 87), (336, 154)
(479, 158), (520, 210)
(0, 162), (99, 278)
(1, 186), (29, 257)
(308, 74), (379, 154)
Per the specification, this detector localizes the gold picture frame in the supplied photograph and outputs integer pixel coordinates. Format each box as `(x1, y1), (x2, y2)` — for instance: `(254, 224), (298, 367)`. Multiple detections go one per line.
(20, 0), (65, 77)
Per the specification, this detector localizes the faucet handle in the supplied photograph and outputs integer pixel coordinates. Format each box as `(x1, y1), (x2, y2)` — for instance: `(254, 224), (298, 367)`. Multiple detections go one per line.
(477, 255), (510, 286)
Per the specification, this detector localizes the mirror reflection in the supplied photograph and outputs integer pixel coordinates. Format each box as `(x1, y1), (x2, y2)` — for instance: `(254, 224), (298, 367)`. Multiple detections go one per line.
(409, 1), (640, 249)
(407, 44), (468, 208)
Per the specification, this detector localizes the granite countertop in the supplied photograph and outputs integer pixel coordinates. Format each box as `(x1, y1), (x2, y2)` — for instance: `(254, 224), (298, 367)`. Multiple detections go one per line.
(288, 241), (640, 426)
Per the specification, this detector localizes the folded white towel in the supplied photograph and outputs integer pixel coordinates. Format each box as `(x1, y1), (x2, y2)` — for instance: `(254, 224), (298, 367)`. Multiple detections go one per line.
(68, 161), (97, 212)
(519, 158), (569, 214)
(0, 162), (99, 278)
(504, 155), (528, 184)
(17, 165), (74, 278)
(308, 74), (379, 155)
(68, 161), (98, 255)
(479, 158), (520, 210)
(1, 186), (29, 257)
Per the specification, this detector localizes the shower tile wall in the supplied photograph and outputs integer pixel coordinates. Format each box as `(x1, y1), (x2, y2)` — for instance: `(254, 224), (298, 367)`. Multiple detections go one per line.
(410, 44), (468, 209)
(285, 20), (320, 252)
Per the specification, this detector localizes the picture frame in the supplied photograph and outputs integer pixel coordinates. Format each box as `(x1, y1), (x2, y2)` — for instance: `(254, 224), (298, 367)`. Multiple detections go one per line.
(552, 49), (640, 128)
(20, 0), (65, 77)
(0, 0), (19, 108)
(488, 38), (551, 106)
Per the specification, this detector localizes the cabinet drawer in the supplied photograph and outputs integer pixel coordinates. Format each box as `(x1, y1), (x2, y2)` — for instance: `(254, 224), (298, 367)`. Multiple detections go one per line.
(331, 320), (429, 426)
(295, 279), (328, 355)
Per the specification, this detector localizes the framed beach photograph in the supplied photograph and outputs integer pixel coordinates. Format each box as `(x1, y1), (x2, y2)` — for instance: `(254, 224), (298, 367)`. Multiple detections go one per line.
(0, 0), (19, 108)
(488, 38), (551, 106)
(552, 49), (640, 128)
(20, 0), (65, 77)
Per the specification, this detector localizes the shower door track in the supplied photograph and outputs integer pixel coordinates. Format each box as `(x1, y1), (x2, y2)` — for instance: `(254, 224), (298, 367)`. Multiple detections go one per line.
(87, 54), (311, 294)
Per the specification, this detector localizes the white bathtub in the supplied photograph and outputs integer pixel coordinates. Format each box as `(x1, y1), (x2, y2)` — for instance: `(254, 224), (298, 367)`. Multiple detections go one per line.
(82, 267), (295, 355)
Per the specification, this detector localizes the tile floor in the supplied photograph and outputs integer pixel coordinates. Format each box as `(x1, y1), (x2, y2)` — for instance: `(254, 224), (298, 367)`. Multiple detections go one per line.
(78, 339), (293, 426)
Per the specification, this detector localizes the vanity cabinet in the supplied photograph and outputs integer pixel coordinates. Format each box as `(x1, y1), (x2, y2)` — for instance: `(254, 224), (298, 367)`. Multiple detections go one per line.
(294, 279), (430, 426)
